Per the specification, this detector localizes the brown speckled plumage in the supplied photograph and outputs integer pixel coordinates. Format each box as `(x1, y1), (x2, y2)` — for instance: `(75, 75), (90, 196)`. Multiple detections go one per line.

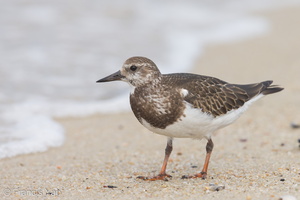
(130, 77), (185, 129)
(130, 72), (279, 128)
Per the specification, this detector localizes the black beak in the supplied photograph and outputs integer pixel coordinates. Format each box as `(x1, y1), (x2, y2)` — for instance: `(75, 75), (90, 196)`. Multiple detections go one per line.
(96, 70), (124, 83)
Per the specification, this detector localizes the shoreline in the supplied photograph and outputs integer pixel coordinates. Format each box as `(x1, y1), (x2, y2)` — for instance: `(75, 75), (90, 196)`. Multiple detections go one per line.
(1, 5), (300, 200)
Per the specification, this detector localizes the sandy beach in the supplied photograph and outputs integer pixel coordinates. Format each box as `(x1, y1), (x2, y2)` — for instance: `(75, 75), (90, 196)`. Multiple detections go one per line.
(1, 5), (300, 200)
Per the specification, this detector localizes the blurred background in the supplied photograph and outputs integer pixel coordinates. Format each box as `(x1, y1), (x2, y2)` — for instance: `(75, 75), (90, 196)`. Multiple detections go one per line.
(0, 0), (299, 158)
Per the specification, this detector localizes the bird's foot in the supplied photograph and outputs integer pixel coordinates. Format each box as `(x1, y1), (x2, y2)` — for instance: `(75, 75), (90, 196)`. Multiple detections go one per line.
(181, 172), (207, 180)
(137, 173), (172, 181)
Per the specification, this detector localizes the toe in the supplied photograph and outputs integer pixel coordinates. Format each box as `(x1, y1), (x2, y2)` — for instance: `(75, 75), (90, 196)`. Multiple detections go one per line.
(181, 172), (207, 179)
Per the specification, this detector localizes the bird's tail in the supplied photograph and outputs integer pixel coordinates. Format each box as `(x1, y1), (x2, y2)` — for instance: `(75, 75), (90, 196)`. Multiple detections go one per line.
(261, 80), (284, 95)
(234, 80), (283, 98)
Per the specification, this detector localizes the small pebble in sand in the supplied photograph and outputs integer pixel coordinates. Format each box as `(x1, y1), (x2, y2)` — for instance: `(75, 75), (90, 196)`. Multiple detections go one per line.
(279, 195), (297, 200)
(103, 185), (117, 189)
(280, 178), (285, 182)
(206, 183), (225, 192)
(239, 138), (248, 142)
(290, 122), (300, 129)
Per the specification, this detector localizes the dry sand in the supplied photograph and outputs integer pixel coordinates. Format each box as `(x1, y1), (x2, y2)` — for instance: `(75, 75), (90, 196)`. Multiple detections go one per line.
(1, 5), (300, 200)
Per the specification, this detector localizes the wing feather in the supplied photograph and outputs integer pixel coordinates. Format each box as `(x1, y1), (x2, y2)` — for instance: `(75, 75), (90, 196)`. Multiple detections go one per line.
(162, 73), (275, 117)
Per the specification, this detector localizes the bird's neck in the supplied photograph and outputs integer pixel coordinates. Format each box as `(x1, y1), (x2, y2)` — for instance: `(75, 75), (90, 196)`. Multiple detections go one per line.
(129, 76), (162, 94)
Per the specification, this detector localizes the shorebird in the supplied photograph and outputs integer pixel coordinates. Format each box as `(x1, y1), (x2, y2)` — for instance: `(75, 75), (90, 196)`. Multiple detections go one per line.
(97, 56), (283, 181)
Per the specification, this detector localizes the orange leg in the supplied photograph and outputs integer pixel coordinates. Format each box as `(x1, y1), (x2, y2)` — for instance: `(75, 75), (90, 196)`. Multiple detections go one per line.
(182, 138), (214, 179)
(137, 138), (173, 181)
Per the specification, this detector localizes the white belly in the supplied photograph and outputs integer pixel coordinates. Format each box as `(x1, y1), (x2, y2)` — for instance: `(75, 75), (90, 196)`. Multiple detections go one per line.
(141, 95), (263, 139)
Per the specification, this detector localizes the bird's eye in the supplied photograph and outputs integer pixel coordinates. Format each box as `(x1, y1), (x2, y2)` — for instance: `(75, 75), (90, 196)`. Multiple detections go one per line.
(130, 65), (137, 71)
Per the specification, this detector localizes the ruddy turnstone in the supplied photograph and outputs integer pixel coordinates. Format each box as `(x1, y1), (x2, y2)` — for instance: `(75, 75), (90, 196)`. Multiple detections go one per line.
(97, 56), (283, 181)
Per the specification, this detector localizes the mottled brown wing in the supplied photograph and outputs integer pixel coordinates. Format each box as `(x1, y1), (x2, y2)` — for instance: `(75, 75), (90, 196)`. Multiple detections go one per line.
(163, 73), (272, 117)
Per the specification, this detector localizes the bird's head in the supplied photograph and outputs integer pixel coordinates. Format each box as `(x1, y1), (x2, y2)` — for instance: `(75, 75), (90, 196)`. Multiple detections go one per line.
(97, 56), (161, 87)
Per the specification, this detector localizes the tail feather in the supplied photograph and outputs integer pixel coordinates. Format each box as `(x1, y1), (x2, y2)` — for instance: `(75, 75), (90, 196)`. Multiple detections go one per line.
(262, 81), (284, 95)
(234, 80), (283, 99)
